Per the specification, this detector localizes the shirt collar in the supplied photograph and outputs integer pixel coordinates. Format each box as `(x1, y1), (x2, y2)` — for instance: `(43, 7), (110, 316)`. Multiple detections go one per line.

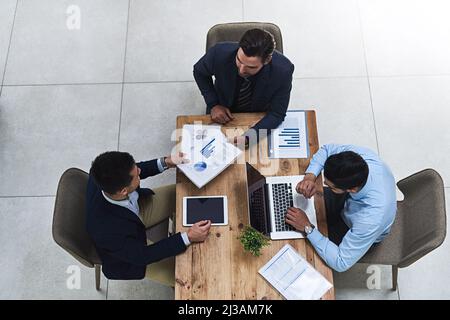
(102, 190), (136, 206)
(349, 172), (372, 200)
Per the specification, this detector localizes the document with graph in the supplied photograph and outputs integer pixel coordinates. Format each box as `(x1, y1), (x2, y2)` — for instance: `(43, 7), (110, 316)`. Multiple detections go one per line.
(259, 244), (332, 300)
(177, 124), (242, 189)
(268, 110), (309, 158)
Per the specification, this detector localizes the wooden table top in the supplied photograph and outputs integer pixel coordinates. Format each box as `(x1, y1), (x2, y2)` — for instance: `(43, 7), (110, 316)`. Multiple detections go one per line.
(174, 111), (334, 300)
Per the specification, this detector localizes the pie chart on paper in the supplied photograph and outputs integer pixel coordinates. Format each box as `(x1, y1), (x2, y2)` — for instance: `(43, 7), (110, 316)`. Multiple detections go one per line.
(194, 161), (207, 172)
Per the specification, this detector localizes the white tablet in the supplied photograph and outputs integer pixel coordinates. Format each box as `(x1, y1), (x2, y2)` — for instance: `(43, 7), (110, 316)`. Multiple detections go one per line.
(182, 196), (228, 226)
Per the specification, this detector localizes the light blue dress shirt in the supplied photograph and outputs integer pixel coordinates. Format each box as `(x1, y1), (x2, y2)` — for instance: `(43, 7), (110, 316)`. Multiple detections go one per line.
(101, 158), (191, 246)
(305, 144), (397, 272)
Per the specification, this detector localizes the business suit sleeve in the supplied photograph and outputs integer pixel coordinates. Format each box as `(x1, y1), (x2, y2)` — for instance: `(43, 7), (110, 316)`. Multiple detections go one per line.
(137, 160), (161, 179)
(193, 45), (220, 113)
(250, 64), (294, 132)
(96, 232), (187, 267)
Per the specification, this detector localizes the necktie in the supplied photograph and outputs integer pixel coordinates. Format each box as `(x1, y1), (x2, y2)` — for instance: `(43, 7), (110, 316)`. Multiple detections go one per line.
(235, 78), (252, 111)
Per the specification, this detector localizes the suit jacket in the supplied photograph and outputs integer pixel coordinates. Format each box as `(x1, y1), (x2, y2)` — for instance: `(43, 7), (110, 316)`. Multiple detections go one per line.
(86, 159), (186, 280)
(193, 42), (295, 132)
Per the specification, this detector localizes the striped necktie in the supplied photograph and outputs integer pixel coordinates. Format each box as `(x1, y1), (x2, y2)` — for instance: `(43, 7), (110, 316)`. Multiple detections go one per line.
(235, 78), (252, 111)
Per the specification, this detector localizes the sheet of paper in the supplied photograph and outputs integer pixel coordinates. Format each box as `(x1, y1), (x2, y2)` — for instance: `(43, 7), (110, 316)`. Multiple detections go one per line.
(259, 244), (332, 300)
(269, 110), (309, 159)
(177, 124), (242, 189)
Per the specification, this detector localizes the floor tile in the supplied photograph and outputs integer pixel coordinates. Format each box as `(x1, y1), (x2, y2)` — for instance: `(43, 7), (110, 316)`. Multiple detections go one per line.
(0, 197), (107, 299)
(0, 84), (122, 196)
(4, 0), (128, 84)
(359, 0), (450, 76)
(290, 78), (378, 151)
(119, 82), (205, 189)
(107, 279), (174, 300)
(0, 0), (16, 87)
(371, 76), (450, 185)
(244, 0), (367, 78)
(125, 0), (242, 82)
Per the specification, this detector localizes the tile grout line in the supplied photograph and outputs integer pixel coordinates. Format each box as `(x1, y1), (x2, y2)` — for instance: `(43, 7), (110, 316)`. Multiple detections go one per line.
(369, 73), (450, 79)
(294, 75), (367, 80)
(117, 0), (132, 151)
(0, 0), (19, 98)
(106, 278), (109, 300)
(0, 195), (55, 198)
(4, 73), (450, 89)
(356, 0), (380, 156)
(2, 80), (196, 87)
(3, 82), (123, 87)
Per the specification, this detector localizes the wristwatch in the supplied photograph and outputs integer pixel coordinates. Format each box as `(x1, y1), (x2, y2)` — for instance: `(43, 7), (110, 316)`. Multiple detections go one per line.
(304, 224), (315, 236)
(160, 157), (169, 171)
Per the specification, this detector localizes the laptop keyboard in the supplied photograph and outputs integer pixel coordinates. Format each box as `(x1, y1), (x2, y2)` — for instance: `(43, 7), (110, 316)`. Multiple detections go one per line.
(272, 183), (295, 232)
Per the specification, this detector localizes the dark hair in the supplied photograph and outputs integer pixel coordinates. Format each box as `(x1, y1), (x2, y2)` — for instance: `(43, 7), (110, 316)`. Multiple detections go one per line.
(239, 28), (275, 63)
(90, 151), (136, 194)
(324, 151), (369, 190)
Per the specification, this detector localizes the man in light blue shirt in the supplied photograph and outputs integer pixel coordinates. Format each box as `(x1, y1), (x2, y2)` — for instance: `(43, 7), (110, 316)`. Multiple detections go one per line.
(285, 144), (397, 272)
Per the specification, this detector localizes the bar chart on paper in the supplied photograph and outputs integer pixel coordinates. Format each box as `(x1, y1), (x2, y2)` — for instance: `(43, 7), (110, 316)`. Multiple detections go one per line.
(279, 128), (300, 148)
(269, 110), (309, 159)
(200, 138), (215, 158)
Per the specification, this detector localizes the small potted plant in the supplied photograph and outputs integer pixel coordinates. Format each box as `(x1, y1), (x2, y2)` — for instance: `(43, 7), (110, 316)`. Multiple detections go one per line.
(238, 225), (270, 257)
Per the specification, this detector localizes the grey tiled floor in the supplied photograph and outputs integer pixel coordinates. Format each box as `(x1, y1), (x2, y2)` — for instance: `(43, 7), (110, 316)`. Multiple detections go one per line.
(0, 0), (449, 300)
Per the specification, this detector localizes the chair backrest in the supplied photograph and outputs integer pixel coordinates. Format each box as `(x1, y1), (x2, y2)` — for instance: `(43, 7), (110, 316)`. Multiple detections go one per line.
(206, 22), (283, 53)
(396, 169), (447, 267)
(360, 169), (446, 268)
(52, 168), (101, 268)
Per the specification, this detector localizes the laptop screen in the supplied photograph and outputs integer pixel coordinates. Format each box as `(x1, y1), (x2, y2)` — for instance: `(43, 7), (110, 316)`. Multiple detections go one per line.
(245, 163), (270, 235)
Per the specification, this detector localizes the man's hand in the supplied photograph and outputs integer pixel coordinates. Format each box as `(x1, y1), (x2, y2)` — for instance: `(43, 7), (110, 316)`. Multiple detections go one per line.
(165, 152), (189, 168)
(285, 207), (312, 232)
(296, 173), (317, 198)
(187, 220), (211, 243)
(211, 105), (234, 124)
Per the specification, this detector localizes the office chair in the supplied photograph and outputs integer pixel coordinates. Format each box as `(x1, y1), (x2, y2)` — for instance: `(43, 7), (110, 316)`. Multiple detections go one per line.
(206, 22), (284, 53)
(53, 168), (173, 290)
(359, 169), (447, 290)
(52, 168), (102, 290)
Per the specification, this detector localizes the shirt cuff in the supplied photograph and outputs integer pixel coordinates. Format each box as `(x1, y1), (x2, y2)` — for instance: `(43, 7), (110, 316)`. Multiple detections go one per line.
(305, 165), (322, 178)
(181, 232), (191, 247)
(306, 227), (323, 244)
(156, 158), (165, 173)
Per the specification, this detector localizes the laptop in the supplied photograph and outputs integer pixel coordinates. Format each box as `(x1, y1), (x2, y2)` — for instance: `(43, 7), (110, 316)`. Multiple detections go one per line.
(245, 163), (317, 240)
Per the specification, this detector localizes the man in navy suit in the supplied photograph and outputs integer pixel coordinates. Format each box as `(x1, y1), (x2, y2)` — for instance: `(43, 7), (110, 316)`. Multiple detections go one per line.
(86, 151), (211, 285)
(193, 28), (294, 142)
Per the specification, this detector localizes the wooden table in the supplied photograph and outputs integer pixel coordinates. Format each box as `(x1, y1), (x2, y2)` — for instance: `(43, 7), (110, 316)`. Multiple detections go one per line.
(174, 111), (334, 300)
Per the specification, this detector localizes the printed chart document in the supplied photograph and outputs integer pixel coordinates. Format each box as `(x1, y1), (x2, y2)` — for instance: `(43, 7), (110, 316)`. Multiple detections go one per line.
(177, 124), (242, 189)
(259, 244), (332, 300)
(268, 110), (309, 159)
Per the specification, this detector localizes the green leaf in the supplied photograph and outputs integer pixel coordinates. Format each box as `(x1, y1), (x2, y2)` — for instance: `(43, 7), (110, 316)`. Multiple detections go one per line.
(238, 225), (271, 256)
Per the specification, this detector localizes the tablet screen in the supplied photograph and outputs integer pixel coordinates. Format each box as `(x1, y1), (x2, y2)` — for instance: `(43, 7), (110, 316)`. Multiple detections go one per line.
(185, 197), (225, 224)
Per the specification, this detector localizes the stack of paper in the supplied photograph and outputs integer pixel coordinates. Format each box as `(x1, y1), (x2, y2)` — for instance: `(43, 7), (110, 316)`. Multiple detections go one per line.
(177, 124), (242, 189)
(259, 244), (332, 300)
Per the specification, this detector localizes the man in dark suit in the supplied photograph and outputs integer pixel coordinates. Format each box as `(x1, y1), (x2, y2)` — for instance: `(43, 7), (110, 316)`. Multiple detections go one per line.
(86, 151), (211, 286)
(193, 28), (294, 142)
